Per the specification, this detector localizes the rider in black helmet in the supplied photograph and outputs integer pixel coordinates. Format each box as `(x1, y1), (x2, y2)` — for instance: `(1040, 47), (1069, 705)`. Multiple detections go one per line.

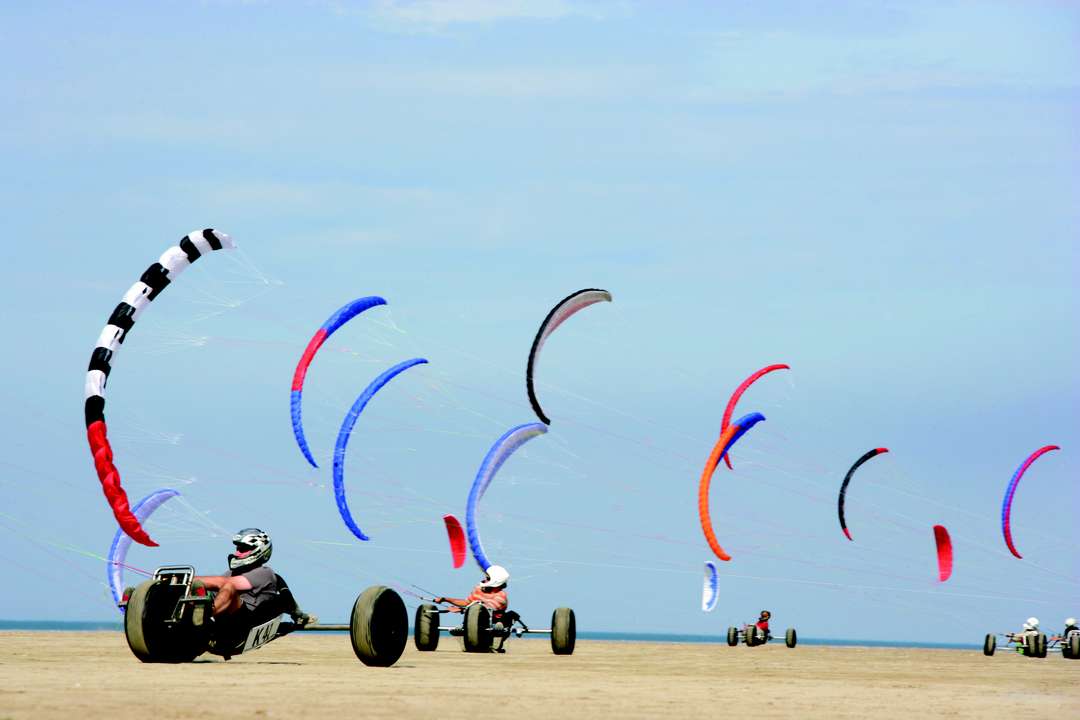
(193, 528), (315, 626)
(754, 610), (772, 641)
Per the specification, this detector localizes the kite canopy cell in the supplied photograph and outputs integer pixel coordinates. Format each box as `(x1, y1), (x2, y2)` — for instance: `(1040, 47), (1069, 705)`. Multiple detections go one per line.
(106, 489), (180, 608)
(719, 364), (789, 470)
(698, 412), (766, 562)
(332, 358), (428, 542)
(702, 561), (719, 612)
(466, 423), (548, 570)
(933, 524), (953, 582)
(291, 296), (388, 468)
(85, 228), (234, 546)
(525, 289), (612, 425)
(1001, 445), (1060, 559)
(837, 447), (889, 541)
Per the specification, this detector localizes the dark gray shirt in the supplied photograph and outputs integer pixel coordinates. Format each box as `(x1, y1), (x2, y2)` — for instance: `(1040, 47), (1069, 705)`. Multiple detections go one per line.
(229, 565), (277, 612)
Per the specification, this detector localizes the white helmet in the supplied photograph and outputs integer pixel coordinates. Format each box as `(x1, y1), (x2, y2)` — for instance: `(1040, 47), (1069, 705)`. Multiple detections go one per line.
(229, 528), (272, 571)
(480, 564), (509, 589)
(1023, 617), (1040, 631)
(1066, 618), (1078, 627)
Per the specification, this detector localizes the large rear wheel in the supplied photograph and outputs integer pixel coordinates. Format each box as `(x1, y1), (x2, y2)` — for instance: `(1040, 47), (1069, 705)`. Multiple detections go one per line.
(1067, 634), (1080, 660)
(413, 603), (440, 652)
(551, 607), (576, 655)
(350, 585), (407, 667)
(463, 603), (491, 653)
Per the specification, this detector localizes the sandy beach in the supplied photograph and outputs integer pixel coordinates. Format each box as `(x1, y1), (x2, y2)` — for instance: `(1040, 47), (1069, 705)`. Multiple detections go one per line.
(0, 632), (1075, 719)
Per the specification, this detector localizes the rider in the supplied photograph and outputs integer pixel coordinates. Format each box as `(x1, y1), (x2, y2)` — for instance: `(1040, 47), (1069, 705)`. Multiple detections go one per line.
(435, 565), (512, 652)
(754, 610), (772, 641)
(436, 564), (510, 613)
(1054, 617), (1078, 641)
(193, 528), (315, 627)
(1009, 617), (1041, 650)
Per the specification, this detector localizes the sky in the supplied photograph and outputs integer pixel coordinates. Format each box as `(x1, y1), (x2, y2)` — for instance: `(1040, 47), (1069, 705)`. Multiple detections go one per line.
(0, 1), (1076, 643)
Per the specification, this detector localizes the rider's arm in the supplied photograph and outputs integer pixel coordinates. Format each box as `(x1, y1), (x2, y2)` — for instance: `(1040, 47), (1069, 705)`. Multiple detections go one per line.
(436, 596), (469, 608)
(193, 575), (252, 592)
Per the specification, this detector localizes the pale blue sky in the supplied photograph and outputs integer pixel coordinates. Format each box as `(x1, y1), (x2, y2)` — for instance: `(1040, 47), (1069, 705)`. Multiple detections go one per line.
(1, 1), (1076, 642)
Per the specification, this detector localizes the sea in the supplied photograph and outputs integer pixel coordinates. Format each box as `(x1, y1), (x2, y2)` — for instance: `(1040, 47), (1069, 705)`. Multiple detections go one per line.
(0, 620), (979, 649)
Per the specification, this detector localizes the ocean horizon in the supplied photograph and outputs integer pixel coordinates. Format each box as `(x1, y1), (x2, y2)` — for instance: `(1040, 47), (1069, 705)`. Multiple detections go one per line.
(0, 620), (980, 649)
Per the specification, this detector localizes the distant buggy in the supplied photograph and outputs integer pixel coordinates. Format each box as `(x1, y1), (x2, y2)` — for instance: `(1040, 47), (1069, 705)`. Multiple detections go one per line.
(412, 602), (576, 655)
(727, 622), (797, 648)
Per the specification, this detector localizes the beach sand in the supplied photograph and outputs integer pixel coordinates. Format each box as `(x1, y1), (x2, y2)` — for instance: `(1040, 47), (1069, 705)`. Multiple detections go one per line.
(1, 632), (1076, 719)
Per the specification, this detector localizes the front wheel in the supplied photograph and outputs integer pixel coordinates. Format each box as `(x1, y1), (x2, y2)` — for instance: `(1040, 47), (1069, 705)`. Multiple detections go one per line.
(785, 628), (797, 648)
(983, 634), (996, 656)
(551, 607), (576, 655)
(349, 585), (407, 667)
(124, 580), (208, 663)
(413, 603), (440, 652)
(463, 603), (491, 653)
(726, 627), (738, 646)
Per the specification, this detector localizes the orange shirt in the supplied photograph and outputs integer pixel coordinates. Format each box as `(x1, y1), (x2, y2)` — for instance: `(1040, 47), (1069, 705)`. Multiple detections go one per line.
(466, 585), (508, 612)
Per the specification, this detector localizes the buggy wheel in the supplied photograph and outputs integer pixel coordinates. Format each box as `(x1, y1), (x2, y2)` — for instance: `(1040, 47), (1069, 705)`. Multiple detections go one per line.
(413, 603), (440, 652)
(1065, 634), (1080, 660)
(726, 627), (738, 646)
(124, 580), (158, 662)
(551, 607), (576, 655)
(463, 603), (491, 653)
(785, 628), (797, 648)
(983, 634), (996, 656)
(124, 580), (207, 663)
(350, 585), (407, 667)
(1028, 632), (1047, 659)
(1067, 634), (1080, 660)
(744, 626), (758, 647)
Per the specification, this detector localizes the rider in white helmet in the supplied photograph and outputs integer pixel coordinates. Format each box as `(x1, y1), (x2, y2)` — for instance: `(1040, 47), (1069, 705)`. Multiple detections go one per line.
(193, 528), (315, 626)
(436, 565), (512, 651)
(1054, 617), (1079, 643)
(437, 564), (510, 613)
(1008, 617), (1041, 651)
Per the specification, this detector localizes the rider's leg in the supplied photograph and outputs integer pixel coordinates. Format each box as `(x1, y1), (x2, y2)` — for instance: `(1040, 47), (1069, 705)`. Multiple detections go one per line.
(491, 622), (507, 652)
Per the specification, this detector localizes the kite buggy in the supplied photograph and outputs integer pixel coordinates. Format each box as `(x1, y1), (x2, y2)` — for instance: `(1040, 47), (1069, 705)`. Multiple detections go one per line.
(727, 624), (798, 648)
(412, 601), (576, 655)
(121, 565), (409, 667)
(727, 611), (797, 648)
